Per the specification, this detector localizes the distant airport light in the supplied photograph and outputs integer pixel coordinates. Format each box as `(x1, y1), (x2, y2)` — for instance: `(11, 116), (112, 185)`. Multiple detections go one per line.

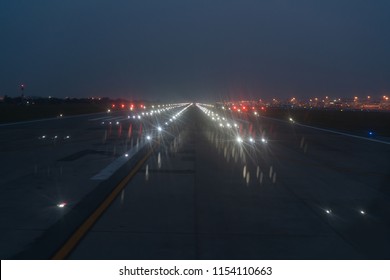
(158, 126), (162, 132)
(360, 210), (366, 215)
(107, 109), (111, 113)
(125, 153), (129, 157)
(325, 209), (332, 214)
(261, 138), (267, 143)
(368, 131), (373, 135)
(57, 202), (67, 208)
(236, 136), (243, 143)
(249, 137), (255, 143)
(146, 135), (151, 141)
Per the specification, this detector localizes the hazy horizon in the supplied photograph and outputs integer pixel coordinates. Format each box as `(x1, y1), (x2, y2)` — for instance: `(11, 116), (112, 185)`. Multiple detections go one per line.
(1, 1), (389, 101)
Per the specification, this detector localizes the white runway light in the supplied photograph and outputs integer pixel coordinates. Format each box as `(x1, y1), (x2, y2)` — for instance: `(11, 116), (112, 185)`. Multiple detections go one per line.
(57, 202), (66, 208)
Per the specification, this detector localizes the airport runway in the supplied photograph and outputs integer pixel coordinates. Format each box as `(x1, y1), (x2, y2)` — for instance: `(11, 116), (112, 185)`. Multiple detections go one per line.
(0, 105), (189, 259)
(63, 105), (390, 259)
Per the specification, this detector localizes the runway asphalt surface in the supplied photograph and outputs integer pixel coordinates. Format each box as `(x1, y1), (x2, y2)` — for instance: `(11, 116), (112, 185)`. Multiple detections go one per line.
(64, 105), (390, 259)
(0, 104), (188, 259)
(1, 104), (389, 259)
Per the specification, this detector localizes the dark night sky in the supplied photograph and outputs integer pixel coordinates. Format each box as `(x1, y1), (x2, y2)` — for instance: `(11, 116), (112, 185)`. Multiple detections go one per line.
(1, 0), (389, 102)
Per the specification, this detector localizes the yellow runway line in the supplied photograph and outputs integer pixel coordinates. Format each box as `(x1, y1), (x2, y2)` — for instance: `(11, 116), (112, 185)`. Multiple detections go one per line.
(52, 147), (154, 259)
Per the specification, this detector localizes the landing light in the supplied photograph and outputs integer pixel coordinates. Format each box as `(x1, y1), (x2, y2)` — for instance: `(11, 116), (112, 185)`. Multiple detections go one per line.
(158, 126), (162, 131)
(325, 209), (332, 214)
(146, 135), (151, 141)
(57, 202), (67, 208)
(237, 136), (243, 143)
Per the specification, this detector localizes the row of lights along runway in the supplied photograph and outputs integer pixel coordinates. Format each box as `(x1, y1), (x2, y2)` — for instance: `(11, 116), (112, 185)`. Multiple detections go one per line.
(53, 103), (192, 210)
(196, 102), (275, 186)
(196, 103), (368, 219)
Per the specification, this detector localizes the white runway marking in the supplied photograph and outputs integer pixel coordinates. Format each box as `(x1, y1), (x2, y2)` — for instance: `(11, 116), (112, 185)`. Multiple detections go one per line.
(91, 140), (147, 180)
(260, 115), (390, 145)
(0, 112), (104, 127)
(88, 116), (113, 121)
(297, 123), (390, 145)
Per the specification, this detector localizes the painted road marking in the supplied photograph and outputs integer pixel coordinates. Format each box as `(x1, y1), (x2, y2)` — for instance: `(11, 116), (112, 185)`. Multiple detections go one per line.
(91, 140), (148, 180)
(260, 115), (390, 145)
(52, 147), (155, 259)
(0, 112), (106, 127)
